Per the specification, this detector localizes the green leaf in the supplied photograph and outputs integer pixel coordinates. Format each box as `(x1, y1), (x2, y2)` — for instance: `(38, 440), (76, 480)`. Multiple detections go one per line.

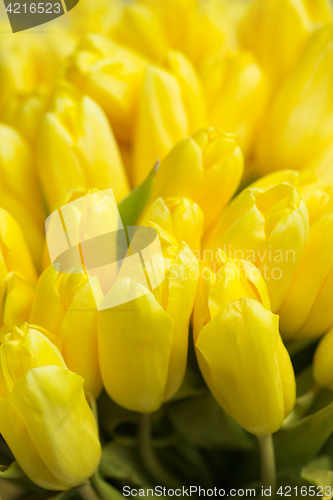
(301, 456), (333, 499)
(167, 393), (254, 450)
(118, 161), (159, 227)
(100, 442), (153, 488)
(275, 401), (333, 472)
(169, 367), (206, 402)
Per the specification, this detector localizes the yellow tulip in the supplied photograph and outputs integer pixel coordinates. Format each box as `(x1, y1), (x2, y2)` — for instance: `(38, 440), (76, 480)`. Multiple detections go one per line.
(98, 234), (199, 413)
(0, 209), (36, 340)
(66, 34), (147, 143)
(278, 212), (333, 340)
(307, 141), (333, 190)
(132, 53), (206, 186)
(207, 183), (309, 312)
(30, 266), (102, 398)
(255, 26), (333, 174)
(112, 2), (169, 61)
(202, 49), (270, 156)
(240, 0), (333, 84)
(0, 124), (45, 267)
(194, 296), (295, 435)
(0, 324), (101, 490)
(313, 326), (333, 390)
(151, 127), (243, 233)
(193, 250), (271, 342)
(251, 169), (332, 224)
(37, 83), (130, 211)
(139, 197), (204, 253)
(0, 31), (75, 114)
(2, 87), (49, 146)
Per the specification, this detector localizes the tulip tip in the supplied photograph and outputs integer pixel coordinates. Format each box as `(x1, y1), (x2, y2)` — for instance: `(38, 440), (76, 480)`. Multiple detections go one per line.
(153, 159), (160, 173)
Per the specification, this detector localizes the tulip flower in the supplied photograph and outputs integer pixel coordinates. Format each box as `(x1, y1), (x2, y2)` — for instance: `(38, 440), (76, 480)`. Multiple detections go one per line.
(30, 266), (102, 398)
(0, 324), (101, 490)
(66, 34), (148, 142)
(202, 49), (270, 156)
(0, 208), (37, 340)
(255, 26), (333, 174)
(251, 169), (332, 224)
(151, 127), (243, 232)
(313, 326), (333, 390)
(37, 83), (130, 211)
(139, 196), (204, 253)
(194, 297), (295, 435)
(278, 213), (333, 340)
(193, 250), (271, 340)
(98, 235), (199, 413)
(0, 31), (75, 114)
(207, 183), (309, 312)
(0, 124), (45, 267)
(307, 141), (333, 190)
(2, 87), (49, 146)
(240, 0), (333, 85)
(132, 53), (206, 186)
(193, 254), (295, 435)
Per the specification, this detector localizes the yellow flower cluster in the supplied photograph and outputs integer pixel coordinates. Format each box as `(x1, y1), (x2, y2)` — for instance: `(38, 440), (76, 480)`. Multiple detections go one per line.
(1, 0), (333, 493)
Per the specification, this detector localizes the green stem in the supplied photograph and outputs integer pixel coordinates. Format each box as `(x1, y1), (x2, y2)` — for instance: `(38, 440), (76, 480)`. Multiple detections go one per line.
(78, 482), (100, 500)
(137, 413), (182, 489)
(257, 434), (276, 495)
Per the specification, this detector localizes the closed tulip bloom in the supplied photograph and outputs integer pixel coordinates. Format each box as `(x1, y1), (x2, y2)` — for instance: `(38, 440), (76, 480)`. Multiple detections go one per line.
(0, 324), (101, 490)
(152, 127), (243, 232)
(193, 250), (271, 342)
(240, 0), (333, 85)
(0, 124), (45, 267)
(30, 266), (102, 398)
(255, 26), (333, 173)
(98, 235), (199, 413)
(66, 34), (147, 142)
(207, 183), (309, 312)
(251, 169), (332, 224)
(2, 87), (49, 146)
(194, 297), (296, 435)
(140, 197), (204, 252)
(0, 209), (37, 340)
(37, 84), (130, 211)
(202, 50), (270, 156)
(132, 55), (206, 186)
(278, 213), (333, 340)
(313, 327), (333, 389)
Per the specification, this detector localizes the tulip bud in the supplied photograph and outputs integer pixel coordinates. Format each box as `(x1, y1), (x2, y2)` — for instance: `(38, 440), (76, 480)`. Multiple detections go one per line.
(255, 26), (333, 173)
(37, 83), (130, 211)
(0, 31), (75, 114)
(194, 297), (296, 435)
(193, 250), (271, 342)
(132, 53), (206, 186)
(0, 124), (45, 267)
(207, 183), (309, 312)
(278, 213), (333, 339)
(0, 324), (101, 490)
(98, 238), (199, 412)
(240, 0), (333, 84)
(313, 326), (333, 390)
(139, 197), (204, 252)
(202, 50), (270, 156)
(251, 169), (332, 224)
(112, 2), (169, 61)
(30, 266), (102, 398)
(152, 127), (243, 232)
(0, 209), (37, 339)
(2, 87), (48, 146)
(66, 34), (147, 142)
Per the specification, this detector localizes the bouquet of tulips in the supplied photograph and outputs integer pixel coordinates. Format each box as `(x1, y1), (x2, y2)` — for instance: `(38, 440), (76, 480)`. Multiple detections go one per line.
(1, 0), (333, 498)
